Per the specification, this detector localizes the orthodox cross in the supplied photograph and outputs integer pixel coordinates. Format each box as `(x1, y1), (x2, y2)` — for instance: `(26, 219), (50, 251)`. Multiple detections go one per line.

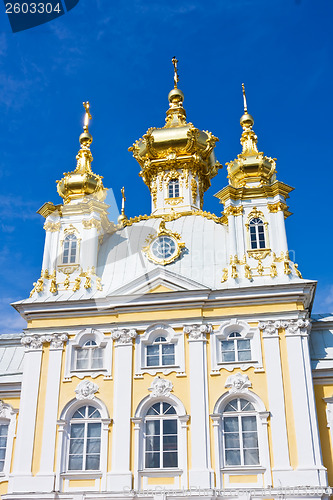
(83, 101), (92, 132)
(172, 57), (179, 88)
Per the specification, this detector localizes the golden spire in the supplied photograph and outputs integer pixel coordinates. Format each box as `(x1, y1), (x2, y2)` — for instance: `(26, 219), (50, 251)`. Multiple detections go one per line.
(241, 83), (248, 113)
(165, 57), (186, 127)
(225, 85), (276, 188)
(172, 56), (179, 88)
(57, 102), (105, 203)
(118, 186), (127, 224)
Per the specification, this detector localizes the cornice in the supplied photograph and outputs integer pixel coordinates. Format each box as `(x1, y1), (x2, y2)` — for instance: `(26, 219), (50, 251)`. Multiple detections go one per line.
(214, 181), (294, 205)
(13, 281), (316, 325)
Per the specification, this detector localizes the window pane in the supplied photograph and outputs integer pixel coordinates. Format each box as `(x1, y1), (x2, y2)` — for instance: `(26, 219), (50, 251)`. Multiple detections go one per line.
(86, 455), (100, 470)
(0, 459), (4, 472)
(87, 422), (101, 437)
(242, 416), (257, 431)
(147, 403), (160, 415)
(163, 451), (178, 467)
(76, 349), (89, 369)
(224, 401), (238, 412)
(243, 432), (258, 448)
(147, 345), (159, 356)
(244, 449), (259, 465)
(146, 436), (160, 452)
(222, 340), (235, 351)
(70, 423), (84, 438)
(147, 355), (159, 366)
(68, 455), (83, 470)
(163, 420), (177, 435)
(225, 433), (240, 448)
(162, 354), (175, 365)
(88, 406), (101, 418)
(0, 425), (8, 437)
(222, 351), (236, 362)
(0, 437), (7, 447)
(69, 438), (84, 454)
(224, 417), (239, 432)
(87, 438), (101, 453)
(240, 400), (255, 412)
(91, 348), (103, 369)
(162, 344), (174, 354)
(146, 420), (160, 435)
(146, 452), (160, 468)
(225, 449), (241, 466)
(0, 448), (6, 460)
(72, 408), (85, 419)
(163, 403), (176, 415)
(163, 434), (177, 451)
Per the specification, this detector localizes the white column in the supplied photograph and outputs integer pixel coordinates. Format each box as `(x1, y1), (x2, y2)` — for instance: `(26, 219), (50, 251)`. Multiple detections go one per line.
(184, 324), (213, 488)
(42, 229), (52, 271)
(82, 224), (99, 270)
(36, 334), (68, 491)
(107, 328), (137, 490)
(274, 211), (288, 254)
(9, 335), (44, 493)
(227, 214), (237, 257)
(259, 321), (292, 485)
(283, 319), (327, 486)
(210, 414), (222, 489)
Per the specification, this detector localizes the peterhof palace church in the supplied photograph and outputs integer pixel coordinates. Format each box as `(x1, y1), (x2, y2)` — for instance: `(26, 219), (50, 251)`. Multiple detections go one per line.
(0, 62), (332, 500)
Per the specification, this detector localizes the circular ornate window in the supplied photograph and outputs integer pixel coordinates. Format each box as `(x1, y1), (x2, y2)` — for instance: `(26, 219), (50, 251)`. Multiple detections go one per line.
(151, 236), (177, 261)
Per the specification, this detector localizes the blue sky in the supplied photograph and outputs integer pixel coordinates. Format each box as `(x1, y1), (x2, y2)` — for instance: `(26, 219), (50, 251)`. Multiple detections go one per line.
(0, 0), (332, 333)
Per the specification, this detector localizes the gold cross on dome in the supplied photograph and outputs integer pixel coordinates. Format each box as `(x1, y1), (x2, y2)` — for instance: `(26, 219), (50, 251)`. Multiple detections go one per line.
(83, 101), (92, 131)
(241, 83), (248, 113)
(172, 56), (179, 88)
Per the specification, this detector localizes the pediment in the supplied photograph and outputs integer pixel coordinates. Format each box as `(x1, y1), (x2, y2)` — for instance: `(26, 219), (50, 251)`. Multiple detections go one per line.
(110, 267), (209, 296)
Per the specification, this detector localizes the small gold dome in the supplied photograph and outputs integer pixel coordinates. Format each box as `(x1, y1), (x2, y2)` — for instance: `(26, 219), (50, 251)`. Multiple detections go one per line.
(57, 102), (106, 204)
(240, 113), (254, 129)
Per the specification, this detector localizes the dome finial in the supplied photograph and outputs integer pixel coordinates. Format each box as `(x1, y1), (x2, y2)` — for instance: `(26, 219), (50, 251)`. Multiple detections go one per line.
(83, 101), (92, 133)
(172, 56), (179, 89)
(118, 186), (128, 225)
(242, 83), (248, 114)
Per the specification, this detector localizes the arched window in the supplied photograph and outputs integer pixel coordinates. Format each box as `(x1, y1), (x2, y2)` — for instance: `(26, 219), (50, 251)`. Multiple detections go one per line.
(63, 234), (78, 264)
(75, 340), (104, 370)
(68, 405), (102, 471)
(144, 402), (178, 468)
(146, 336), (175, 367)
(249, 218), (266, 249)
(168, 179), (179, 198)
(223, 398), (259, 466)
(221, 332), (251, 362)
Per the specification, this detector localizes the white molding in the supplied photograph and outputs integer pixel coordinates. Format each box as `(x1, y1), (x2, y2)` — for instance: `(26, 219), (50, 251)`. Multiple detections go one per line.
(0, 401), (17, 481)
(63, 327), (112, 381)
(210, 319), (263, 374)
(135, 323), (185, 377)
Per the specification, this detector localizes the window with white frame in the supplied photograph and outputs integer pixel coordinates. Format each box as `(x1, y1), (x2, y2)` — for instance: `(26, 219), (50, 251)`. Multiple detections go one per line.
(64, 328), (112, 381)
(210, 320), (263, 374)
(136, 324), (185, 377)
(0, 424), (8, 472)
(223, 398), (259, 466)
(68, 405), (102, 471)
(75, 340), (104, 370)
(144, 402), (178, 469)
(146, 337), (175, 367)
(168, 179), (180, 198)
(249, 218), (266, 249)
(221, 332), (252, 363)
(63, 234), (78, 264)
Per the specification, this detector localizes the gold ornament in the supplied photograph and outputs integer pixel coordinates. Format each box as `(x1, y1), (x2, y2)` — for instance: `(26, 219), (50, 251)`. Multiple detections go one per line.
(73, 277), (81, 291)
(294, 263), (303, 278)
(244, 264), (252, 280)
(270, 262), (277, 277)
(221, 268), (228, 283)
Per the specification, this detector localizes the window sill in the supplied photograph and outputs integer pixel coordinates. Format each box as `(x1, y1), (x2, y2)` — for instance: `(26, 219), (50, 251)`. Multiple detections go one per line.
(61, 471), (102, 479)
(217, 360), (256, 365)
(221, 466), (265, 473)
(140, 468), (183, 476)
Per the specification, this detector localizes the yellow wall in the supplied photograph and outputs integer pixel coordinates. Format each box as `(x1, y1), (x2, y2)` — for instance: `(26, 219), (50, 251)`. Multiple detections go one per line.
(314, 384), (333, 486)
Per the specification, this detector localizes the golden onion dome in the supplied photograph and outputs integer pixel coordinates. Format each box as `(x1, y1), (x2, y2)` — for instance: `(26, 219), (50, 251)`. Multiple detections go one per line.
(129, 58), (220, 196)
(226, 84), (276, 188)
(57, 102), (106, 204)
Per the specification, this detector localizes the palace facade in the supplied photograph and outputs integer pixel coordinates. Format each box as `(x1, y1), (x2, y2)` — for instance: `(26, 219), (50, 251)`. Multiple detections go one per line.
(0, 66), (332, 500)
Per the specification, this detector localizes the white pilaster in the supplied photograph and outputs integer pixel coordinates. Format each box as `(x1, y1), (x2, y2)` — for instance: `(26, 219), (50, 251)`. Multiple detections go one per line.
(227, 214), (237, 257)
(9, 336), (44, 493)
(82, 224), (99, 270)
(107, 328), (137, 490)
(259, 321), (292, 484)
(36, 334), (68, 491)
(283, 319), (327, 486)
(184, 324), (213, 488)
